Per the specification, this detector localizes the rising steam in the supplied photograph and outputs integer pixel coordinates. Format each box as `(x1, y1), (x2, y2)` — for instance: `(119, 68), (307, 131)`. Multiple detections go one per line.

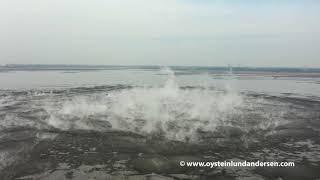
(44, 67), (245, 141)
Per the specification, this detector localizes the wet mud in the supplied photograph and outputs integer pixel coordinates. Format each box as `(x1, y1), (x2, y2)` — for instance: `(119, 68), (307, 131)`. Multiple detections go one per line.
(0, 87), (320, 180)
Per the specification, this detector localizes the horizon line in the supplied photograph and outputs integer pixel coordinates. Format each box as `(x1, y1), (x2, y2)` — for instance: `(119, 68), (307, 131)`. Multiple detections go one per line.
(1, 64), (320, 69)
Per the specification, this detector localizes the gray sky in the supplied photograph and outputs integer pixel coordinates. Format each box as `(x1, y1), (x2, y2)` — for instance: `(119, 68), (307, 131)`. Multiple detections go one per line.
(0, 0), (319, 67)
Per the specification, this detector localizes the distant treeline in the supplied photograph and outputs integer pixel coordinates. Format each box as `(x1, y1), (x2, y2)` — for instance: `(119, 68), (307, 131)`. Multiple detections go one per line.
(1, 64), (320, 73)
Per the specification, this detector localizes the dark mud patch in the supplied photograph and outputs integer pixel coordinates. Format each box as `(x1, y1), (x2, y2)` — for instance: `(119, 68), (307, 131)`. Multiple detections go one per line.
(0, 124), (319, 179)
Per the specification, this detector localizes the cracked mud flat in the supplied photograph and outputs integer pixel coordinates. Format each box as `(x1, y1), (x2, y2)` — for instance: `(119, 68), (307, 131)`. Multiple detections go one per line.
(0, 85), (320, 180)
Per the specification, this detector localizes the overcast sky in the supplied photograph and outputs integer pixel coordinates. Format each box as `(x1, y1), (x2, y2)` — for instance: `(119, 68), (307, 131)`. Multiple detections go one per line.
(0, 0), (319, 67)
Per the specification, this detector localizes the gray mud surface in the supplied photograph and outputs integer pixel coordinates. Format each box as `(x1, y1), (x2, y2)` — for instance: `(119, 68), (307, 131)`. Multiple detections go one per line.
(1, 88), (320, 180)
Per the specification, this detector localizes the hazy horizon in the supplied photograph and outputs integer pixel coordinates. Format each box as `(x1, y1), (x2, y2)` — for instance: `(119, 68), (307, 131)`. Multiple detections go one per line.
(1, 0), (320, 67)
(2, 64), (320, 70)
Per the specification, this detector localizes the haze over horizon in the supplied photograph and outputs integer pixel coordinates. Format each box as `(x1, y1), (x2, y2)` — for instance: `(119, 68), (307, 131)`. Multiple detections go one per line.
(1, 0), (320, 68)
